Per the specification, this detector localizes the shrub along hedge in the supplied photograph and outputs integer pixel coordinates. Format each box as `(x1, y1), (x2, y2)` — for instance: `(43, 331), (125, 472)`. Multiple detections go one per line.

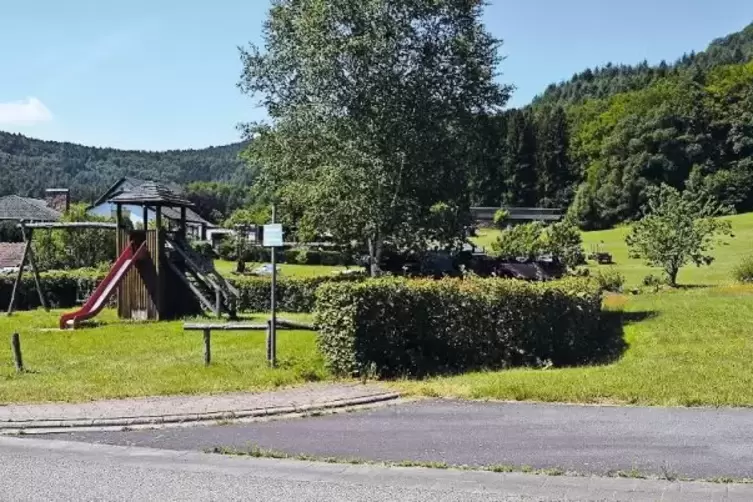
(229, 274), (363, 313)
(283, 248), (355, 266)
(0, 269), (105, 311)
(315, 277), (608, 378)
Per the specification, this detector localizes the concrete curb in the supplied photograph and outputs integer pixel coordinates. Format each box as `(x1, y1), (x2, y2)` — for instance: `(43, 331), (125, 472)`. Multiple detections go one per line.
(0, 391), (400, 434)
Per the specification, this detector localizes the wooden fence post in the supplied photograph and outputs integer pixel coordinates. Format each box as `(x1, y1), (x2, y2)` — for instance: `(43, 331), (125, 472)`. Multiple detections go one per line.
(11, 333), (23, 373)
(203, 329), (211, 366)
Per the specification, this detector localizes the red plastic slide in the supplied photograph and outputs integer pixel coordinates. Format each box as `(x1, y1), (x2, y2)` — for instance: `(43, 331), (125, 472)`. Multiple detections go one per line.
(59, 240), (148, 330)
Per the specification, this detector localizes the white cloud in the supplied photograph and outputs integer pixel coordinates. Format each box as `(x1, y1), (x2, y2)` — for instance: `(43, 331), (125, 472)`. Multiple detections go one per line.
(0, 97), (53, 126)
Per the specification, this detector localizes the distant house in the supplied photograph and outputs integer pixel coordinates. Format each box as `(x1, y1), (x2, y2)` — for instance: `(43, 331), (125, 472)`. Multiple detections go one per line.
(0, 194), (63, 223)
(0, 195), (62, 272)
(0, 242), (26, 274)
(470, 207), (564, 227)
(88, 178), (217, 240)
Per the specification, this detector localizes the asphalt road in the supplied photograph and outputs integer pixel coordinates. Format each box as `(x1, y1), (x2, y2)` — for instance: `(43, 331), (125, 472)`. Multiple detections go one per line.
(51, 400), (753, 479)
(1, 437), (749, 501)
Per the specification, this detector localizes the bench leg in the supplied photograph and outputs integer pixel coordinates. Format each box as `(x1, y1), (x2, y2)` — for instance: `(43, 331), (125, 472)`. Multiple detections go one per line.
(203, 329), (211, 366)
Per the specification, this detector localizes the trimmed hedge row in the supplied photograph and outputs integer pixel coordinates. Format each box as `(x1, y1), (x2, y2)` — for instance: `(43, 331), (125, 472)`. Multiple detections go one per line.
(0, 269), (105, 311)
(0, 270), (362, 314)
(283, 248), (355, 266)
(229, 274), (363, 313)
(314, 277), (608, 377)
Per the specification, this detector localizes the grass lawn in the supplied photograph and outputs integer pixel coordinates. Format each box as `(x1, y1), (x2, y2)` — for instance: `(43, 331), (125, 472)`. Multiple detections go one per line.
(397, 285), (753, 407)
(0, 310), (329, 404)
(472, 212), (753, 288)
(214, 260), (357, 278)
(472, 227), (501, 252)
(5, 213), (753, 407)
(581, 213), (752, 288)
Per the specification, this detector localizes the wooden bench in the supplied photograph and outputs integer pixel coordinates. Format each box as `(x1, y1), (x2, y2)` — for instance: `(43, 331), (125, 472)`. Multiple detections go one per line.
(184, 319), (316, 366)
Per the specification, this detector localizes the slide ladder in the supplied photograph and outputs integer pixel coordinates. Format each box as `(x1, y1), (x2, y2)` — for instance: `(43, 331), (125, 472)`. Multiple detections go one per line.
(166, 236), (239, 318)
(60, 240), (148, 330)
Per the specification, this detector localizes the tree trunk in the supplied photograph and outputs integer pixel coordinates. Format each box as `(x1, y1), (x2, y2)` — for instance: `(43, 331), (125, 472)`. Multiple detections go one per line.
(236, 235), (246, 275)
(367, 237), (383, 277)
(667, 265), (679, 288)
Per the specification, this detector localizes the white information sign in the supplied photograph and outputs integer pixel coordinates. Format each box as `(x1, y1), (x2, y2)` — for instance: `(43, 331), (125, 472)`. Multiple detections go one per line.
(263, 224), (284, 247)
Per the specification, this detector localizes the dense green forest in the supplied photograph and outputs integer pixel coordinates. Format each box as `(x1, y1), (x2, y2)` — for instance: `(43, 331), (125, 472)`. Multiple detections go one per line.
(469, 21), (753, 229)
(0, 133), (249, 203)
(1, 21), (752, 230)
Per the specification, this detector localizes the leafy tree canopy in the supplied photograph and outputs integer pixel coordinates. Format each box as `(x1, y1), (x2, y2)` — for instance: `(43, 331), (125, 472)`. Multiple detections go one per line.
(626, 184), (732, 286)
(240, 0), (511, 275)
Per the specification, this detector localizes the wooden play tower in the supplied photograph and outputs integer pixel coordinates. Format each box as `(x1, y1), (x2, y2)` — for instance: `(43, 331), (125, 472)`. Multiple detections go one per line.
(58, 182), (238, 329)
(109, 182), (238, 322)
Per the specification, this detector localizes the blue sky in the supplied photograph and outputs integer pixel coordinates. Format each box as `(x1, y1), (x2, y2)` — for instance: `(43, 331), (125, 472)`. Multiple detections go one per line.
(1, 0), (752, 151)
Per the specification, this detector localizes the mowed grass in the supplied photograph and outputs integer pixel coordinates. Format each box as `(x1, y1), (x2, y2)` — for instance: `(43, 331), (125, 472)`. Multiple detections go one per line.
(6, 213), (753, 406)
(581, 213), (752, 288)
(214, 260), (357, 278)
(472, 212), (753, 288)
(0, 310), (329, 404)
(397, 285), (753, 407)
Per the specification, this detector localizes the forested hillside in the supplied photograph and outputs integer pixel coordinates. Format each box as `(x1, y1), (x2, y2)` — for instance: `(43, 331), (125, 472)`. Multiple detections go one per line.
(0, 132), (250, 202)
(535, 22), (753, 107)
(468, 21), (753, 229)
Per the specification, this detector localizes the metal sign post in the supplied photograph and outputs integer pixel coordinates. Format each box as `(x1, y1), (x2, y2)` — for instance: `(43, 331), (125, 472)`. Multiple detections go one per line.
(263, 209), (283, 367)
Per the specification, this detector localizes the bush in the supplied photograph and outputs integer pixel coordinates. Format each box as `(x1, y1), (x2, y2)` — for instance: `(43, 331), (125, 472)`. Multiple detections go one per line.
(593, 268), (625, 293)
(733, 256), (753, 283)
(191, 241), (216, 260)
(545, 221), (586, 269)
(492, 221), (585, 269)
(642, 274), (665, 292)
(217, 240), (271, 263)
(315, 277), (607, 378)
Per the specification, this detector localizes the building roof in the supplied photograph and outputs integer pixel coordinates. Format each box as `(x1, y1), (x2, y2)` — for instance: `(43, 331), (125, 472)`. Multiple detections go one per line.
(161, 206), (217, 227)
(108, 181), (194, 207)
(0, 195), (62, 222)
(470, 207), (564, 223)
(92, 177), (185, 208)
(91, 177), (214, 227)
(0, 242), (26, 269)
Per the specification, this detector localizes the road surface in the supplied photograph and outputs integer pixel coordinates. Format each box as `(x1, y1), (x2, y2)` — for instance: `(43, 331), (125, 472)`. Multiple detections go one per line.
(53, 399), (753, 479)
(1, 437), (750, 501)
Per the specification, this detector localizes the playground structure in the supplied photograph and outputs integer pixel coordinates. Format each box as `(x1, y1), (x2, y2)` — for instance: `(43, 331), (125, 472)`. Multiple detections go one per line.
(70, 182), (239, 328)
(5, 182), (239, 329)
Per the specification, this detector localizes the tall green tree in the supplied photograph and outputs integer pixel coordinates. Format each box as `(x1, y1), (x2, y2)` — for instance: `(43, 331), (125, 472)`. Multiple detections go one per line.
(240, 0), (511, 275)
(501, 109), (537, 206)
(535, 106), (572, 208)
(467, 113), (508, 206)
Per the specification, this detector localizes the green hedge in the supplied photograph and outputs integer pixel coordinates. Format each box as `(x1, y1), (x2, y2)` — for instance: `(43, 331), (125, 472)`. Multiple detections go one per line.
(217, 241), (271, 263)
(229, 274), (364, 313)
(315, 277), (609, 377)
(283, 248), (355, 266)
(0, 269), (361, 314)
(0, 269), (105, 311)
